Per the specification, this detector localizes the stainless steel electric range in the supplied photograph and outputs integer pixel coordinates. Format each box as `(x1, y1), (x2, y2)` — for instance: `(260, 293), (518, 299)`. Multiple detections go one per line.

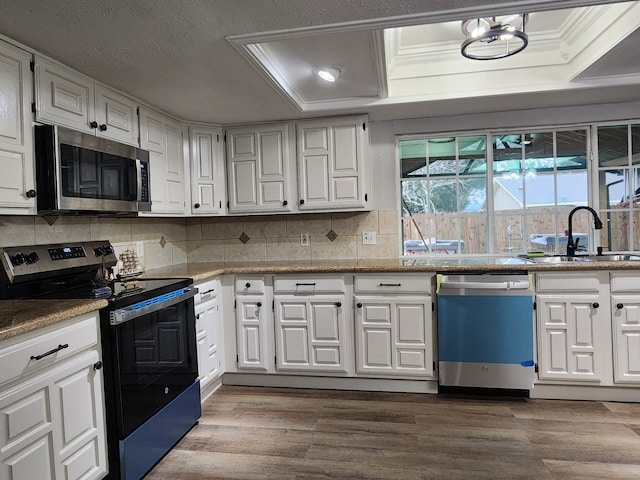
(0, 240), (201, 480)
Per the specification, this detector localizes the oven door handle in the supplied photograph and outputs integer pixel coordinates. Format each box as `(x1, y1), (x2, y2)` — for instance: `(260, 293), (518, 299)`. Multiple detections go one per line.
(110, 286), (198, 325)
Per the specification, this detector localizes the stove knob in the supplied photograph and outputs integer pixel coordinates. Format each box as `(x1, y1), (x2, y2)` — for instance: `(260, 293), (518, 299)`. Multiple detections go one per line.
(11, 253), (25, 266)
(25, 252), (39, 264)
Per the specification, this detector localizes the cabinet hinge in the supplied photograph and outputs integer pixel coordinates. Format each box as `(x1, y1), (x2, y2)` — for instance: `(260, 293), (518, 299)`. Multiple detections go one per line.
(534, 363), (539, 373)
(31, 102), (36, 114)
(29, 60), (34, 72)
(362, 122), (366, 131)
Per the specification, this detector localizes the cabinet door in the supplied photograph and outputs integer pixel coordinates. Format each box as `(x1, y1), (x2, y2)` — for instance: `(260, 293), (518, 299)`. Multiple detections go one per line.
(536, 293), (612, 384)
(0, 41), (35, 214)
(94, 84), (139, 146)
(227, 124), (292, 214)
(274, 295), (348, 373)
(611, 295), (640, 384)
(297, 115), (369, 211)
(236, 295), (271, 370)
(355, 296), (433, 377)
(34, 56), (95, 133)
(139, 108), (186, 215)
(0, 350), (107, 480)
(196, 298), (224, 388)
(190, 126), (225, 215)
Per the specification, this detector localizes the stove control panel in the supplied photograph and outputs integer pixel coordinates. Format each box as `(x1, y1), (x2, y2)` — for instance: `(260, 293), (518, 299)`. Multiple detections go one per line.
(0, 240), (117, 284)
(48, 246), (86, 261)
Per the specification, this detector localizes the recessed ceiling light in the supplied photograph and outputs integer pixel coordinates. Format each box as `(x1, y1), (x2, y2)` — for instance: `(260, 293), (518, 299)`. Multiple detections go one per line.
(317, 67), (341, 82)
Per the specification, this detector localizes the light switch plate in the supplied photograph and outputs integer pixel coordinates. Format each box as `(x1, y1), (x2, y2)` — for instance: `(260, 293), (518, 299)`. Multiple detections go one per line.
(362, 231), (377, 245)
(300, 233), (310, 246)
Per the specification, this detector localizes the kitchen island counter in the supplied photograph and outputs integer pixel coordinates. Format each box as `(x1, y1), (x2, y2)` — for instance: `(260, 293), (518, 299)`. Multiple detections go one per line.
(0, 299), (108, 341)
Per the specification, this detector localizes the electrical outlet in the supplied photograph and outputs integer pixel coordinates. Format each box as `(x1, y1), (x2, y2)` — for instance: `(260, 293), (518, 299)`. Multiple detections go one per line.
(300, 233), (310, 247)
(362, 231), (377, 245)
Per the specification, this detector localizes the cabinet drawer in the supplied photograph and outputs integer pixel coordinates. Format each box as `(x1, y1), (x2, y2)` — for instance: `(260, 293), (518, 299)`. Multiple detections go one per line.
(236, 277), (265, 295)
(354, 274), (432, 294)
(0, 313), (98, 386)
(274, 275), (344, 294)
(195, 278), (218, 303)
(535, 272), (605, 293)
(610, 272), (640, 293)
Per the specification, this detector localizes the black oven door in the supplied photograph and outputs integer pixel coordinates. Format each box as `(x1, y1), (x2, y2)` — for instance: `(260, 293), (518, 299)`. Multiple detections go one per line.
(108, 294), (198, 437)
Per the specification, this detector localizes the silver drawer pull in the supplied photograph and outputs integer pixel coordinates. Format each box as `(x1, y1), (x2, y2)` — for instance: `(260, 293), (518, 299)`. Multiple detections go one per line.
(31, 343), (68, 361)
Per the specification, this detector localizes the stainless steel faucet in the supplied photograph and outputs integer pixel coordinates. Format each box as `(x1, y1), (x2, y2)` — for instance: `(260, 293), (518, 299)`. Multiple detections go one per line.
(566, 206), (603, 256)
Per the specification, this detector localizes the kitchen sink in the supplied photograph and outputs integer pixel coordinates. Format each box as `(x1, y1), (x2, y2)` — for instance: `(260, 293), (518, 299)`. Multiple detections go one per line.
(520, 254), (640, 263)
(580, 254), (640, 262)
(520, 255), (585, 263)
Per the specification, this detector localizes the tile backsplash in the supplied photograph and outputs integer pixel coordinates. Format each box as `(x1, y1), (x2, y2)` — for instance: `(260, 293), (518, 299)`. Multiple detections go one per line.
(0, 210), (400, 267)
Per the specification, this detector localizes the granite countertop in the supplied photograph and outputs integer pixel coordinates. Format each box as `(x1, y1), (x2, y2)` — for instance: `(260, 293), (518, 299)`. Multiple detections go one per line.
(0, 299), (108, 342)
(140, 256), (640, 282)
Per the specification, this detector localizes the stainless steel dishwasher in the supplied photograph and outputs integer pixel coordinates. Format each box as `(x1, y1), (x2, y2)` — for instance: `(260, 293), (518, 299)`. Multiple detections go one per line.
(437, 273), (534, 392)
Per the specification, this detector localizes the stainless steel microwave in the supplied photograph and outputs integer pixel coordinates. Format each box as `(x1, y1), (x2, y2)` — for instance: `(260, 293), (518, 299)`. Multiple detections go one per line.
(34, 125), (151, 214)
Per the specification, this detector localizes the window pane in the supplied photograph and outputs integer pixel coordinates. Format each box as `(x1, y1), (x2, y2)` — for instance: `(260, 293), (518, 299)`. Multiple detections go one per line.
(400, 139), (426, 177)
(401, 179), (429, 213)
(601, 210), (630, 251)
(598, 126), (629, 167)
(600, 169), (628, 208)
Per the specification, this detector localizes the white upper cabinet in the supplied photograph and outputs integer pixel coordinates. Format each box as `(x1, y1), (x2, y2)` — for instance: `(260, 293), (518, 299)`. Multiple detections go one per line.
(189, 125), (225, 215)
(34, 55), (138, 146)
(226, 123), (294, 214)
(139, 107), (187, 215)
(0, 40), (36, 214)
(296, 114), (370, 211)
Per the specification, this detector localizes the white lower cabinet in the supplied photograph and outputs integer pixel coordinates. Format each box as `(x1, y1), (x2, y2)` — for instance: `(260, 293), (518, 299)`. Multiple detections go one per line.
(235, 277), (273, 371)
(194, 278), (224, 391)
(609, 272), (640, 384)
(536, 271), (640, 387)
(354, 274), (435, 378)
(0, 313), (107, 480)
(273, 275), (350, 374)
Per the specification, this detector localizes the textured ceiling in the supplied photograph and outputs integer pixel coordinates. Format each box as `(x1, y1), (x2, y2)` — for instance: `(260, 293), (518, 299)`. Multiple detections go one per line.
(0, 0), (638, 125)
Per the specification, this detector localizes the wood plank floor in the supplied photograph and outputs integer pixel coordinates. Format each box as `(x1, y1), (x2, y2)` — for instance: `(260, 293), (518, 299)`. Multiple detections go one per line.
(146, 386), (640, 480)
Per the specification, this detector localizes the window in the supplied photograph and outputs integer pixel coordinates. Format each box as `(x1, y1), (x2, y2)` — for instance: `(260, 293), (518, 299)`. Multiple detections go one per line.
(597, 123), (640, 251)
(400, 128), (590, 255)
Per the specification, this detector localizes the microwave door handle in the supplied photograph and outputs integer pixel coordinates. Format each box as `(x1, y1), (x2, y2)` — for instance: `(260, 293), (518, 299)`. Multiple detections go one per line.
(110, 287), (198, 325)
(136, 159), (143, 202)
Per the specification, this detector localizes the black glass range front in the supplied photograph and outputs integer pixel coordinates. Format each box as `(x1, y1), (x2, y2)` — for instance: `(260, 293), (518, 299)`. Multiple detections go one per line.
(0, 241), (201, 480)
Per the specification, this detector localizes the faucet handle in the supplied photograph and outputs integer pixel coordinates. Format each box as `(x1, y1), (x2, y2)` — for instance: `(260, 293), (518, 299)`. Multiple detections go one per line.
(574, 237), (580, 252)
(597, 246), (603, 256)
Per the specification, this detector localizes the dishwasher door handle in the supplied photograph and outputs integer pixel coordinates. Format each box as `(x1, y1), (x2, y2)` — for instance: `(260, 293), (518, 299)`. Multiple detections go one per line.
(441, 280), (530, 290)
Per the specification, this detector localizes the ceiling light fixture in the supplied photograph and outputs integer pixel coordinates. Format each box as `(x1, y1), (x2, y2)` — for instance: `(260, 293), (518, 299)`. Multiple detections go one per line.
(317, 67), (341, 82)
(461, 14), (528, 60)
